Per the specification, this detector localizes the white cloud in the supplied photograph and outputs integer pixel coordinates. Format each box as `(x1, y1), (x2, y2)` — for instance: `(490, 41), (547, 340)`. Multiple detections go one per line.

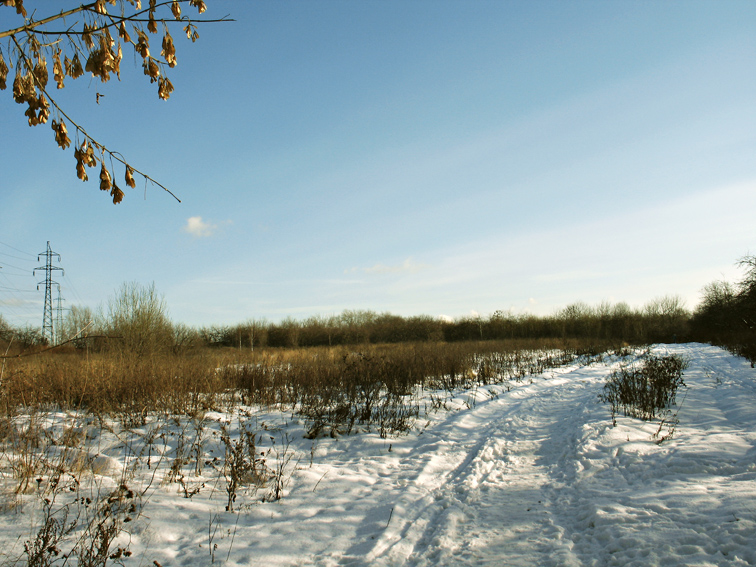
(182, 216), (230, 238)
(358, 257), (431, 275)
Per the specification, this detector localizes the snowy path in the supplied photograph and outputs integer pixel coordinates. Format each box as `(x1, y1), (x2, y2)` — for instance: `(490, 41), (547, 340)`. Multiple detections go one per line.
(355, 364), (601, 567)
(2, 344), (755, 567)
(273, 344), (756, 567)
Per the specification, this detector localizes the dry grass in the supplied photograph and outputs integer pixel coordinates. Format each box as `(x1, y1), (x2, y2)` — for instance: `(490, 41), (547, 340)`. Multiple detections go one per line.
(0, 338), (618, 426)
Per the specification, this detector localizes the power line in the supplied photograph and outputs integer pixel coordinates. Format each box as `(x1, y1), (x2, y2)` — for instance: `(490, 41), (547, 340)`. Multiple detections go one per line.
(0, 240), (35, 258)
(0, 251), (37, 262)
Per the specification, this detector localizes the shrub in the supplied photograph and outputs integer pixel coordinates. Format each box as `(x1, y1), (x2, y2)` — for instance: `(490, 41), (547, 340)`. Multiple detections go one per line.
(104, 282), (173, 357)
(599, 353), (688, 424)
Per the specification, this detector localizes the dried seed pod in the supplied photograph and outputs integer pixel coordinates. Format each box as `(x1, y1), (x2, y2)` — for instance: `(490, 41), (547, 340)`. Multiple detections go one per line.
(74, 145), (88, 181)
(0, 51), (9, 91)
(184, 23), (200, 43)
(51, 119), (71, 150)
(171, 0), (181, 19)
(6, 0), (27, 18)
(143, 58), (160, 81)
(111, 184), (124, 204)
(125, 165), (136, 188)
(13, 70), (35, 104)
(190, 0), (207, 14)
(84, 142), (97, 167)
(148, 10), (157, 34)
(157, 76), (173, 100)
(65, 53), (84, 79)
(119, 22), (131, 43)
(99, 163), (112, 192)
(36, 94), (50, 124)
(53, 49), (64, 89)
(162, 30), (177, 67)
(135, 30), (150, 59)
(82, 24), (95, 49)
(33, 57), (48, 89)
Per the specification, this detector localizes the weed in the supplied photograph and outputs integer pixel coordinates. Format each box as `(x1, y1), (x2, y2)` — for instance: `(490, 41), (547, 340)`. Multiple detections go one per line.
(265, 432), (293, 503)
(220, 420), (266, 512)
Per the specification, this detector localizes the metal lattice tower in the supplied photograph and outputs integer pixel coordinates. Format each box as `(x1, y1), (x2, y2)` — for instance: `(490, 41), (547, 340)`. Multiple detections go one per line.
(54, 284), (66, 344)
(34, 241), (64, 345)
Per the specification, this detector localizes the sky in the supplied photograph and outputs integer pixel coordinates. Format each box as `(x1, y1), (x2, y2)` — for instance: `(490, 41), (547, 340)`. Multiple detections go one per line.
(1, 0), (755, 329)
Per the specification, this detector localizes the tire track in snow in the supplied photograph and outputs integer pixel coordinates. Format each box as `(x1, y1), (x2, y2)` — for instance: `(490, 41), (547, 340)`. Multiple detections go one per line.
(350, 363), (606, 567)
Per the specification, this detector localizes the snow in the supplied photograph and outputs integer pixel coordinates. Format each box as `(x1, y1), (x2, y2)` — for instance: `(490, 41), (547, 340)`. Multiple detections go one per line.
(1, 343), (755, 566)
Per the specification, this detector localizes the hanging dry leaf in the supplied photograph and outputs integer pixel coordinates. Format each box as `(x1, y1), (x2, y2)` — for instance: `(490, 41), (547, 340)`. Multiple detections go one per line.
(52, 48), (64, 89)
(0, 52), (8, 90)
(74, 145), (88, 181)
(135, 29), (150, 59)
(111, 184), (124, 204)
(143, 58), (160, 81)
(125, 165), (136, 188)
(51, 119), (71, 149)
(12, 70), (35, 104)
(157, 76), (173, 100)
(33, 57), (48, 89)
(5, 0), (27, 18)
(171, 0), (181, 19)
(65, 53), (84, 79)
(184, 23), (200, 42)
(162, 30), (177, 67)
(189, 0), (207, 14)
(99, 163), (112, 191)
(24, 93), (49, 126)
(115, 43), (122, 79)
(148, 9), (158, 33)
(118, 22), (131, 43)
(84, 142), (97, 166)
(82, 24), (95, 49)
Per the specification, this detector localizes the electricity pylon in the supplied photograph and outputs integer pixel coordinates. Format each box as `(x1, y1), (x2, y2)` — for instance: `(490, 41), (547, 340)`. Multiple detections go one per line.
(34, 241), (64, 345)
(54, 284), (66, 344)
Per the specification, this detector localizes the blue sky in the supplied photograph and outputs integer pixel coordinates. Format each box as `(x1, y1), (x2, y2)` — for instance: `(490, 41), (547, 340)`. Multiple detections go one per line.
(1, 0), (755, 329)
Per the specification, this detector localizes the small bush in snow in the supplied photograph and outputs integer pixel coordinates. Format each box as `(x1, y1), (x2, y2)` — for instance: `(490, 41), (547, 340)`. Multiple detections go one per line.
(599, 353), (688, 424)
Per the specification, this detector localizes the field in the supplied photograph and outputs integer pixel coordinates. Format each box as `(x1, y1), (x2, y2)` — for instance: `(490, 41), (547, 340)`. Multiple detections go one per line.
(0, 342), (754, 566)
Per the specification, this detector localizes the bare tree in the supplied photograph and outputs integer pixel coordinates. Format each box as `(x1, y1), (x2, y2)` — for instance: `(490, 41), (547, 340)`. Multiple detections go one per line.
(0, 0), (230, 203)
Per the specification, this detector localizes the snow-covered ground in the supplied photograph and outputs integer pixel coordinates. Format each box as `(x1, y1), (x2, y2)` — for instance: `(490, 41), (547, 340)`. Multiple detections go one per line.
(1, 343), (755, 566)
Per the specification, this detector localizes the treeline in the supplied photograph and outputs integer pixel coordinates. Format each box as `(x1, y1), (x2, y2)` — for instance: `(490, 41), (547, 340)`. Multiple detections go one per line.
(2, 255), (754, 360)
(689, 255), (756, 364)
(199, 297), (690, 350)
(0, 292), (691, 356)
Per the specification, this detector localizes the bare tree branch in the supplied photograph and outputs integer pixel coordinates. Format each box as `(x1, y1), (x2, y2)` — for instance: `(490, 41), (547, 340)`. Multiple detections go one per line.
(1, 0), (230, 204)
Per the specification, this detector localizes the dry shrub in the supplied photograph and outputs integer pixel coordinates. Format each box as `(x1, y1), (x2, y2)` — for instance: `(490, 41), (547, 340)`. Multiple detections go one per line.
(599, 353), (688, 424)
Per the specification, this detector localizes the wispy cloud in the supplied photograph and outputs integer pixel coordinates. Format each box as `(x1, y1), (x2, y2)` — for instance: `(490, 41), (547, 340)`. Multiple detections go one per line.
(346, 257), (431, 275)
(182, 216), (231, 238)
